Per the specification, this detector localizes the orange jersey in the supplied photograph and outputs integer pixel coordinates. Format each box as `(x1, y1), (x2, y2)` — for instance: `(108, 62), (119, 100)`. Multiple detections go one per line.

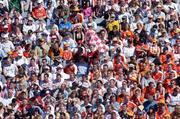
(32, 7), (47, 19)
(152, 71), (163, 82)
(156, 108), (170, 119)
(63, 50), (73, 61)
(161, 63), (176, 72)
(143, 87), (156, 99)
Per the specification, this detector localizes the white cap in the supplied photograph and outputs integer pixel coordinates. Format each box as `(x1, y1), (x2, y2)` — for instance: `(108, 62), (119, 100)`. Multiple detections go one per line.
(0, 1), (4, 5)
(148, 14), (153, 18)
(37, 0), (43, 3)
(81, 82), (90, 88)
(1, 33), (9, 38)
(18, 51), (24, 56)
(157, 4), (162, 8)
(46, 90), (50, 94)
(44, 66), (50, 69)
(4, 25), (8, 28)
(165, 39), (171, 43)
(57, 64), (63, 69)
(88, 23), (93, 27)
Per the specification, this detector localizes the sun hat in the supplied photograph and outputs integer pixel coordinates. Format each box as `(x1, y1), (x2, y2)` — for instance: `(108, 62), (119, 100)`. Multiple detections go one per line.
(158, 99), (166, 106)
(127, 109), (134, 117)
(73, 7), (80, 12)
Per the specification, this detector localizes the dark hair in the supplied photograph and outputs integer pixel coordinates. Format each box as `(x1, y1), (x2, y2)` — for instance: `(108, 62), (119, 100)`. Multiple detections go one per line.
(44, 73), (49, 77)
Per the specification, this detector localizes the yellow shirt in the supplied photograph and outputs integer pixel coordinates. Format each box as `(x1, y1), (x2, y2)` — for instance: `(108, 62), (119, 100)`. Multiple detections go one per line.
(106, 20), (120, 32)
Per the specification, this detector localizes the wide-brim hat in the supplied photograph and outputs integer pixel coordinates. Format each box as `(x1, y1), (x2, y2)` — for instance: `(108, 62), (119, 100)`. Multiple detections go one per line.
(73, 7), (80, 12)
(158, 99), (166, 106)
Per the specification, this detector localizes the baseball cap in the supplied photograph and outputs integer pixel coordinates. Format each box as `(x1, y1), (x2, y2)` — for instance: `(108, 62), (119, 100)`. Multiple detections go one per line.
(37, 0), (43, 3)
(0, 1), (4, 5)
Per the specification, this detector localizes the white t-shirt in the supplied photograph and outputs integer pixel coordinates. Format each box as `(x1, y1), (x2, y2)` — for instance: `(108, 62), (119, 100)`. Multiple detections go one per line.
(123, 46), (135, 58)
(23, 24), (37, 34)
(164, 2), (178, 13)
(169, 94), (180, 106)
(145, 22), (155, 35)
(14, 57), (28, 66)
(3, 64), (17, 77)
(2, 41), (15, 54)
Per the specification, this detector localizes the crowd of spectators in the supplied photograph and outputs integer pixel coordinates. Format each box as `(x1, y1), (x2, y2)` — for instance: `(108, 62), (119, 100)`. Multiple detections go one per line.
(0, 0), (180, 119)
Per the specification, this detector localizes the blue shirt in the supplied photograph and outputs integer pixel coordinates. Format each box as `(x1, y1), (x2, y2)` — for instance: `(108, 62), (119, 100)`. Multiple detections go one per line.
(60, 38), (77, 50)
(59, 21), (72, 30)
(76, 62), (89, 77)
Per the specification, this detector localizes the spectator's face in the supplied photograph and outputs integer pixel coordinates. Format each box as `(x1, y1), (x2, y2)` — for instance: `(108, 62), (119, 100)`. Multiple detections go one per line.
(56, 74), (61, 80)
(22, 100), (27, 105)
(167, 0), (171, 3)
(70, 74), (75, 80)
(97, 105), (103, 112)
(158, 105), (165, 112)
(107, 105), (112, 112)
(120, 6), (125, 12)
(40, 41), (45, 46)
(173, 88), (179, 96)
(31, 74), (37, 81)
(27, 20), (33, 25)
(6, 58), (11, 65)
(30, 59), (36, 65)
(93, 90), (98, 96)
(73, 115), (79, 119)
(42, 60), (47, 65)
(44, 75), (49, 81)
(146, 73), (151, 78)
(171, 79), (176, 85)
(96, 81), (102, 87)
(15, 18), (20, 24)
(157, 83), (163, 88)
(59, 112), (66, 119)
(89, 17), (93, 22)
(135, 90), (140, 96)
(122, 81), (127, 87)
(149, 82), (154, 88)
(157, 6), (162, 12)
(107, 70), (112, 77)
(175, 106), (180, 113)
(61, 84), (66, 90)
(111, 112), (117, 119)
(0, 3), (3, 8)
(167, 64), (172, 71)
(110, 79), (116, 87)
(135, 114), (144, 119)
(154, 66), (159, 71)
(103, 65), (108, 71)
(137, 23), (142, 29)
(97, 0), (101, 5)
(122, 104), (127, 111)
(148, 17), (153, 22)
(133, 82), (138, 88)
